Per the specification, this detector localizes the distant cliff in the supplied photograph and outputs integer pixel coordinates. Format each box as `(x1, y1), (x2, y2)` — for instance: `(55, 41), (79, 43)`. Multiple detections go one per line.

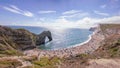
(0, 25), (52, 51)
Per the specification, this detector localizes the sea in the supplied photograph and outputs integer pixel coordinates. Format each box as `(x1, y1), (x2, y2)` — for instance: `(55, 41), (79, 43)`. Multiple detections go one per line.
(9, 26), (93, 50)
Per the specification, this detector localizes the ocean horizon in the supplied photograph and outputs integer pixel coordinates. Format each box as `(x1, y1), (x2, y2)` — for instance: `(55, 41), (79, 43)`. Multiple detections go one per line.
(9, 26), (93, 50)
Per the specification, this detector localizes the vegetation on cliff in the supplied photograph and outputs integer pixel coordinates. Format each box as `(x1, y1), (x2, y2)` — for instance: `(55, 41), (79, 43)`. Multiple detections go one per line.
(32, 56), (61, 68)
(0, 26), (36, 56)
(0, 58), (22, 68)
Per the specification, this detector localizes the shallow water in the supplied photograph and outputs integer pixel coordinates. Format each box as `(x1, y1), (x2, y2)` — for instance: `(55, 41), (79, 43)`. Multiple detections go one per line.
(10, 26), (92, 50)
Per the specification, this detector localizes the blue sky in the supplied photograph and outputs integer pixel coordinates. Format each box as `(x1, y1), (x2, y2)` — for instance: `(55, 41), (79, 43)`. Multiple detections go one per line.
(0, 0), (120, 28)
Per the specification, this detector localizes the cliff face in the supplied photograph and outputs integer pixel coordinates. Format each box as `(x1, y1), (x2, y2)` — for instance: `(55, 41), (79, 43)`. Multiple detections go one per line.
(0, 25), (52, 51)
(93, 24), (120, 58)
(0, 26), (36, 51)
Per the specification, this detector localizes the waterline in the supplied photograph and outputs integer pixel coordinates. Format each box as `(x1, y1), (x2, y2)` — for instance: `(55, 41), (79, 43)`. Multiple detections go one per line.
(50, 31), (94, 50)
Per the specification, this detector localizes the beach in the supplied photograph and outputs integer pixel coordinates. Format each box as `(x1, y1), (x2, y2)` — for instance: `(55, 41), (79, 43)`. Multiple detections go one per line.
(24, 27), (105, 58)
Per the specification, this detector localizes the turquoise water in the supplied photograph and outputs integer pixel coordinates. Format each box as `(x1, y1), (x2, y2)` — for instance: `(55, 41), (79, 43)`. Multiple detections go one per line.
(10, 26), (92, 50)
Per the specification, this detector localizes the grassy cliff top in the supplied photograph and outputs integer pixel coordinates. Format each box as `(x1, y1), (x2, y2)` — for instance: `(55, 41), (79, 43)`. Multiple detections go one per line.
(100, 24), (120, 30)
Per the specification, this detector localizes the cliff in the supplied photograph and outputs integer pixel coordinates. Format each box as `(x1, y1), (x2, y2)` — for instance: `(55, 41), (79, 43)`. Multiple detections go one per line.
(0, 25), (52, 52)
(92, 24), (120, 58)
(60, 24), (120, 68)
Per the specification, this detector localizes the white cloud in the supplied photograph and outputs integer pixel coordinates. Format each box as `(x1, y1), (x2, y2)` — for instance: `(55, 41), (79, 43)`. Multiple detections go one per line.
(100, 16), (120, 23)
(23, 11), (34, 17)
(10, 5), (21, 11)
(3, 5), (34, 17)
(10, 15), (120, 29)
(3, 6), (21, 14)
(60, 12), (89, 18)
(62, 10), (81, 15)
(60, 10), (89, 19)
(34, 16), (120, 29)
(75, 16), (120, 28)
(38, 10), (56, 14)
(74, 16), (120, 28)
(94, 10), (109, 16)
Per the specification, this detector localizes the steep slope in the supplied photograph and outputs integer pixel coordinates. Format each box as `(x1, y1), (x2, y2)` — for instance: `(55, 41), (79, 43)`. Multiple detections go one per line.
(0, 25), (52, 56)
(92, 24), (120, 58)
(0, 26), (36, 51)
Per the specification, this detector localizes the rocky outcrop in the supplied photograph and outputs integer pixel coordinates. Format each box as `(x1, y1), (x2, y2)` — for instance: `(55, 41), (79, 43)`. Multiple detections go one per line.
(36, 31), (52, 45)
(89, 27), (97, 31)
(0, 25), (52, 51)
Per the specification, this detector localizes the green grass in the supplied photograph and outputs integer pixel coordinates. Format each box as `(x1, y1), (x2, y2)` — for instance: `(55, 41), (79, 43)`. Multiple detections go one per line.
(0, 50), (23, 56)
(108, 45), (119, 57)
(75, 54), (88, 58)
(97, 38), (120, 58)
(32, 56), (61, 68)
(0, 59), (22, 68)
(23, 55), (37, 62)
(22, 66), (33, 68)
(100, 24), (120, 34)
(75, 54), (92, 64)
(109, 49), (118, 57)
(115, 39), (120, 45)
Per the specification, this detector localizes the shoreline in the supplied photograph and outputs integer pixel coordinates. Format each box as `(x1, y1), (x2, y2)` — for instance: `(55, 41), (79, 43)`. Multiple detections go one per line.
(24, 27), (105, 58)
(50, 31), (93, 50)
(67, 31), (94, 49)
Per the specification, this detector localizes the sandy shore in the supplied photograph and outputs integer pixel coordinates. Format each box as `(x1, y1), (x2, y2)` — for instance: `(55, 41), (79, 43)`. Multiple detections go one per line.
(24, 27), (105, 58)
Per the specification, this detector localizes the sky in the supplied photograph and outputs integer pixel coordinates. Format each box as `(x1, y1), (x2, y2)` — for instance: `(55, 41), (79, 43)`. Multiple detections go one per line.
(0, 0), (120, 29)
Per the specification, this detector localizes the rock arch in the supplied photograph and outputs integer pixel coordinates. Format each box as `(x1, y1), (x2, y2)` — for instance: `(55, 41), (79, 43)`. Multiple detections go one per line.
(36, 31), (52, 45)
